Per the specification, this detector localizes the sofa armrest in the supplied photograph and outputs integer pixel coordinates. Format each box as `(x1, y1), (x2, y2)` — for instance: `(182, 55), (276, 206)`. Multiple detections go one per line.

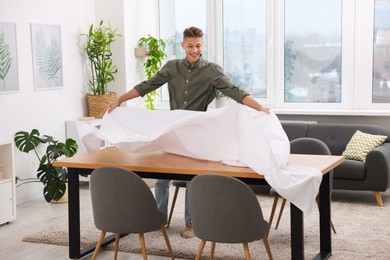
(365, 142), (390, 190)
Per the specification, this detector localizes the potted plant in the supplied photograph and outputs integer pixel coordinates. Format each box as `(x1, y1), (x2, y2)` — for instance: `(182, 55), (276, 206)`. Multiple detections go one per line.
(82, 20), (121, 118)
(137, 35), (167, 110)
(14, 129), (78, 203)
(215, 90), (234, 108)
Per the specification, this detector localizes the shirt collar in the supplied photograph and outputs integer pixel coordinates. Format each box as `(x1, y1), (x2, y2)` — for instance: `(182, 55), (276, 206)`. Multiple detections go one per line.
(182, 55), (204, 70)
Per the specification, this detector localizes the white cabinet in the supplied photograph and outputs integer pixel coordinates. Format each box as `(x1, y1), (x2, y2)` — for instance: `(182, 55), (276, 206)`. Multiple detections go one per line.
(0, 140), (16, 224)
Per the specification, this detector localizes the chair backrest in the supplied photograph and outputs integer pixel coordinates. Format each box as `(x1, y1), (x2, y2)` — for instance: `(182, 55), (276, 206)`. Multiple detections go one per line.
(90, 166), (162, 234)
(188, 174), (269, 243)
(290, 137), (333, 189)
(290, 137), (331, 155)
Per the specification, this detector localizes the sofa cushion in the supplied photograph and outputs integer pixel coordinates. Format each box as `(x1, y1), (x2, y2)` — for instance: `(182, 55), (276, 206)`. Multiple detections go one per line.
(333, 159), (366, 180)
(342, 130), (387, 162)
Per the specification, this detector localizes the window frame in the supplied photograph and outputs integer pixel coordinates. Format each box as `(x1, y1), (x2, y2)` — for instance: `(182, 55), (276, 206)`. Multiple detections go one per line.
(157, 0), (390, 115)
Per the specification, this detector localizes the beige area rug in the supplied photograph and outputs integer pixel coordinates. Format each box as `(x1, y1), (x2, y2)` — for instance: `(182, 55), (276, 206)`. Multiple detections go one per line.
(23, 186), (390, 259)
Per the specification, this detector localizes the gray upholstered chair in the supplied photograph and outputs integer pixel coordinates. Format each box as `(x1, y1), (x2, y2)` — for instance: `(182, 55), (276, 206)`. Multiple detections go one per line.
(90, 166), (175, 260)
(189, 174), (273, 260)
(269, 137), (336, 233)
(166, 180), (187, 228)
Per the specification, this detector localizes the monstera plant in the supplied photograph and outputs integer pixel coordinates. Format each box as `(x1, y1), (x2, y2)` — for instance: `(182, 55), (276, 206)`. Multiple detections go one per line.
(14, 129), (78, 202)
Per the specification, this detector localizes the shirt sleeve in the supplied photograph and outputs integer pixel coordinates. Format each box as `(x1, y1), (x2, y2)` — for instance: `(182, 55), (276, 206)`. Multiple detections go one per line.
(134, 62), (170, 97)
(211, 64), (249, 103)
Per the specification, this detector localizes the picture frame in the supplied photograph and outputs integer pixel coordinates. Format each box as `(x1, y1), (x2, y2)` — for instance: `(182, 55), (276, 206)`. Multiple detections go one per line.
(0, 22), (19, 94)
(30, 24), (63, 90)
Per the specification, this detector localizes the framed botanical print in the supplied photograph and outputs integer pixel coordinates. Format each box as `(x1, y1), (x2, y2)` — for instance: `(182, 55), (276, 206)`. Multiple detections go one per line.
(0, 22), (19, 94)
(30, 24), (63, 90)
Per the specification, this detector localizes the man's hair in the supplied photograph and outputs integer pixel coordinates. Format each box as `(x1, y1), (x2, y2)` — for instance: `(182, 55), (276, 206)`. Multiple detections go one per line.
(183, 26), (203, 39)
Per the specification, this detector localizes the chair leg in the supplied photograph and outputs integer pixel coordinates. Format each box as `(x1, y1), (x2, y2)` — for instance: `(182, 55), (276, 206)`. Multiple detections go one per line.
(269, 196), (279, 227)
(114, 233), (120, 260)
(262, 235), (273, 260)
(331, 220), (337, 234)
(160, 225), (175, 260)
(243, 242), (251, 260)
(167, 186), (180, 228)
(316, 198), (337, 234)
(195, 240), (207, 260)
(91, 231), (106, 260)
(210, 241), (216, 259)
(139, 233), (147, 260)
(374, 191), (383, 207)
(275, 198), (286, 229)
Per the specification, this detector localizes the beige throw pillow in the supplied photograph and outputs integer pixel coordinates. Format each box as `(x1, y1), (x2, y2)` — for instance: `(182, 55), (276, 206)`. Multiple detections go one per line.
(342, 130), (387, 162)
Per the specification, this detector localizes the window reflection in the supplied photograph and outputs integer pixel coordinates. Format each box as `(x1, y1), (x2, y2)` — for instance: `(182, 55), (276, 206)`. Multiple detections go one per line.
(373, 0), (390, 103)
(223, 0), (267, 98)
(284, 0), (342, 103)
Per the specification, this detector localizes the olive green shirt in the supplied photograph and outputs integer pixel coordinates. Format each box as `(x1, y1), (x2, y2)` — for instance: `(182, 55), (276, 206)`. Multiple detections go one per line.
(134, 57), (249, 111)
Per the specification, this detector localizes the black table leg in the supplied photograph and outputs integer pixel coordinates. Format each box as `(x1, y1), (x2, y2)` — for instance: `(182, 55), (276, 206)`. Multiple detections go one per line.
(68, 168), (81, 259)
(290, 203), (304, 260)
(291, 172), (332, 260)
(315, 172), (332, 260)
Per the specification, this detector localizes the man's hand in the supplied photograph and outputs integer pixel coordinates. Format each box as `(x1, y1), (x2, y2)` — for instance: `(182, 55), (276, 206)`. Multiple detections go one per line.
(258, 103), (271, 114)
(107, 99), (121, 113)
(107, 88), (141, 113)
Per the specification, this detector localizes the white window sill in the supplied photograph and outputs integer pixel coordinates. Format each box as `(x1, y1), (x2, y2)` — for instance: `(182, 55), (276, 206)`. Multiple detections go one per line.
(274, 109), (390, 116)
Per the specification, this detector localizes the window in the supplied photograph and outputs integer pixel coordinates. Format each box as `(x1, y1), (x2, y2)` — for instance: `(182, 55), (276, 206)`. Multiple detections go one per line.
(284, 0), (342, 103)
(158, 0), (390, 114)
(373, 1), (390, 103)
(222, 0), (267, 98)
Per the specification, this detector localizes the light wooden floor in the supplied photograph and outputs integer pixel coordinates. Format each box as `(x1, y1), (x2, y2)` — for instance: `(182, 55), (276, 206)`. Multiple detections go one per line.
(0, 183), (182, 260)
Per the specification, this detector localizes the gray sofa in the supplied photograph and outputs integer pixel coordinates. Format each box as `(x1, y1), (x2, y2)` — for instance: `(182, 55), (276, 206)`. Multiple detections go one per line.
(281, 122), (390, 207)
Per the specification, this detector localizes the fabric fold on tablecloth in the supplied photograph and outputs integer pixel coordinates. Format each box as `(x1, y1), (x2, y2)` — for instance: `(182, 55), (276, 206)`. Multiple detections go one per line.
(77, 104), (322, 213)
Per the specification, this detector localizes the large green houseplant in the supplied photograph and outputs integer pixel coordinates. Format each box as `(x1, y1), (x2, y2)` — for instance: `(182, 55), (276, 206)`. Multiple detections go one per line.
(14, 129), (78, 202)
(82, 20), (121, 117)
(137, 35), (167, 110)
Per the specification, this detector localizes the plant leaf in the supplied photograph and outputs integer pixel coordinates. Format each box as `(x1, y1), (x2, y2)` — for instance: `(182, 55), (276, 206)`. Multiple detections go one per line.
(14, 129), (41, 153)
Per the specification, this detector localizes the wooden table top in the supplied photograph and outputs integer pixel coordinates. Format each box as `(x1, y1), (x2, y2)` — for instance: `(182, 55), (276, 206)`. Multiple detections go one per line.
(53, 147), (345, 179)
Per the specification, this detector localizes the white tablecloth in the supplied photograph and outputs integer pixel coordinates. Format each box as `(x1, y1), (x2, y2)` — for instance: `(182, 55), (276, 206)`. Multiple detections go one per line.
(78, 104), (322, 213)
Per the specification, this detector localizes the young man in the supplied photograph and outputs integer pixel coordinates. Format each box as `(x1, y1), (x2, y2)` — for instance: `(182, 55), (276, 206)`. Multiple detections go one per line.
(108, 26), (270, 238)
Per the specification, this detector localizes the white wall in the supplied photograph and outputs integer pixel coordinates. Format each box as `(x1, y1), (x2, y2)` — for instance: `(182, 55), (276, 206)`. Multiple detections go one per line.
(0, 0), (95, 203)
(0, 0), (159, 204)
(122, 0), (159, 108)
(94, 0), (159, 107)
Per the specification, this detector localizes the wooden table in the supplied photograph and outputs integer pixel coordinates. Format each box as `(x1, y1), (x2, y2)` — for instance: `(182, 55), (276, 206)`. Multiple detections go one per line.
(53, 147), (345, 260)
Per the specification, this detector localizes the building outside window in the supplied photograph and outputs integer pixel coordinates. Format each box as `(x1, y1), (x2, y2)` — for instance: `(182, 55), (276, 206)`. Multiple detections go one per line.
(222, 0), (267, 98)
(284, 0), (342, 103)
(373, 0), (390, 103)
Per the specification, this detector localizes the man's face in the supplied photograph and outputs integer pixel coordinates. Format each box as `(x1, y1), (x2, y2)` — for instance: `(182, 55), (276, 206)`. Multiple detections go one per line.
(181, 37), (203, 65)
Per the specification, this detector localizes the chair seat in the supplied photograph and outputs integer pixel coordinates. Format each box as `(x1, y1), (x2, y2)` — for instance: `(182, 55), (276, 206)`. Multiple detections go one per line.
(172, 180), (187, 187)
(269, 187), (279, 197)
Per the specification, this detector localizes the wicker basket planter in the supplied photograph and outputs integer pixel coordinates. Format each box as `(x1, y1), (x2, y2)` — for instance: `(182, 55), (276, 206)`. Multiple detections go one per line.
(87, 93), (116, 118)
